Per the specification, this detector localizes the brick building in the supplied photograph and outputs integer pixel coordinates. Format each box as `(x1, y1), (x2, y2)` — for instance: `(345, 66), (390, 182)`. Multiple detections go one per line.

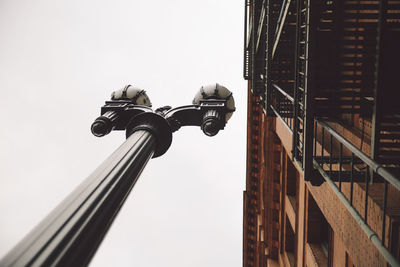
(243, 1), (400, 266)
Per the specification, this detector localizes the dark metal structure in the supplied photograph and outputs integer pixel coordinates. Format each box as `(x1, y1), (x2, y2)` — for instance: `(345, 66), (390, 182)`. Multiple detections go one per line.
(0, 84), (235, 267)
(244, 0), (400, 266)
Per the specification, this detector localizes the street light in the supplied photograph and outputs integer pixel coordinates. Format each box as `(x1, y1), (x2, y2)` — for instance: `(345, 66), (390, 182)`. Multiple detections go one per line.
(1, 83), (235, 267)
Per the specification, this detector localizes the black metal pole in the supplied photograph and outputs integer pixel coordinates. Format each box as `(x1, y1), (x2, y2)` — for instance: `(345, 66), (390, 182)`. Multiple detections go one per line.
(1, 129), (155, 267)
(1, 83), (235, 267)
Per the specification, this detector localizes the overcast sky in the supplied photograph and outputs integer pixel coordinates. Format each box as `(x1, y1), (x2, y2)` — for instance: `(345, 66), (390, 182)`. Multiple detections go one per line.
(0, 1), (246, 266)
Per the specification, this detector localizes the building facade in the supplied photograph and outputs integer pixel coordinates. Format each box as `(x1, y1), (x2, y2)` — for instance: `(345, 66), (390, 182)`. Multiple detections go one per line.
(243, 1), (400, 266)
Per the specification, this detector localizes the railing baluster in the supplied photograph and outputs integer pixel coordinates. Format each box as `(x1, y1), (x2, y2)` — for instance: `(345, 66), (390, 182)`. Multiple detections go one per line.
(321, 127), (325, 158)
(278, 91), (281, 115)
(329, 133), (333, 177)
(339, 143), (343, 191)
(350, 153), (354, 205)
(364, 166), (369, 222)
(314, 120), (317, 156)
(382, 180), (388, 245)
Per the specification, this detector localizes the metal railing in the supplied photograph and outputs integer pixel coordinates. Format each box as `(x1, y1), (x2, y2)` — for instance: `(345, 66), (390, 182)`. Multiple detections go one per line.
(269, 83), (294, 132)
(313, 119), (400, 267)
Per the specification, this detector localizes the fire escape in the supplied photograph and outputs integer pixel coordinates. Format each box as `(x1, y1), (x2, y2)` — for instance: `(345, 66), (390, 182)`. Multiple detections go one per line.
(244, 0), (400, 266)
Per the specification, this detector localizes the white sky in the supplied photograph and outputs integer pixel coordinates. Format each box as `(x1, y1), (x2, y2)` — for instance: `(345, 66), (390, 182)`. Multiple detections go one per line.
(0, 1), (246, 266)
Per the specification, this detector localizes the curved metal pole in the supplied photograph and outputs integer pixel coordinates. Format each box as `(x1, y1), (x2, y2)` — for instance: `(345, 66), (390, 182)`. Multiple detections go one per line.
(1, 130), (155, 267)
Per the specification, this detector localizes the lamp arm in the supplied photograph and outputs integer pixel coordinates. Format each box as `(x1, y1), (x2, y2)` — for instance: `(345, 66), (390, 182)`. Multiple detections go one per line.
(164, 105), (203, 131)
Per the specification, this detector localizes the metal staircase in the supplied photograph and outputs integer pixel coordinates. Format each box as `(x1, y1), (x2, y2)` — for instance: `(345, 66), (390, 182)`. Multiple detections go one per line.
(292, 0), (316, 182)
(372, 0), (400, 174)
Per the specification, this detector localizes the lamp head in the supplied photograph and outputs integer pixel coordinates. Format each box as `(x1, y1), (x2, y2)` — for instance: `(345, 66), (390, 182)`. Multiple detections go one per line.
(111, 85), (152, 106)
(192, 83), (235, 136)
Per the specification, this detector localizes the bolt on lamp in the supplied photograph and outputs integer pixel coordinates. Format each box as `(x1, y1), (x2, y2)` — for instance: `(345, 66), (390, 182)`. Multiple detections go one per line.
(1, 83), (235, 267)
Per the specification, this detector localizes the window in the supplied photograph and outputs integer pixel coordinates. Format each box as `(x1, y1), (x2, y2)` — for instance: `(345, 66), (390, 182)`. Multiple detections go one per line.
(284, 215), (296, 266)
(307, 192), (334, 267)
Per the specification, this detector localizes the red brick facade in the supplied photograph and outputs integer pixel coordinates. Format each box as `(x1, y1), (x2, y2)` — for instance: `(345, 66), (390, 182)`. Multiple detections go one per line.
(243, 98), (400, 266)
